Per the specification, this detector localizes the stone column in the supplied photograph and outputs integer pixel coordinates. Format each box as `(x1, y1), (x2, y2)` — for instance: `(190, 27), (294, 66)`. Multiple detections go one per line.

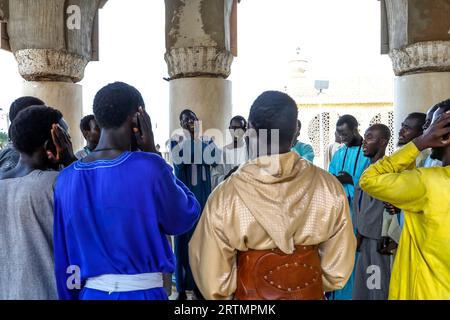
(382, 0), (450, 139)
(164, 0), (236, 145)
(3, 0), (107, 150)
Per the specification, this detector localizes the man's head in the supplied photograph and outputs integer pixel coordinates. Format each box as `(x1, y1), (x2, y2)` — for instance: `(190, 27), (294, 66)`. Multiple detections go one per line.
(363, 124), (391, 159)
(79, 115), (100, 149)
(248, 91), (298, 157)
(229, 115), (247, 141)
(423, 104), (440, 131)
(179, 109), (198, 135)
(398, 112), (426, 147)
(93, 82), (145, 148)
(10, 105), (64, 170)
(430, 99), (450, 161)
(336, 115), (360, 146)
(9, 96), (45, 123)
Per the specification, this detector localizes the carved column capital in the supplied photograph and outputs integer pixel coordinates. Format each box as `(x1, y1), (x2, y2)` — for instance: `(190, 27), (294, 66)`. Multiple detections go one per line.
(390, 41), (450, 76)
(15, 49), (88, 82)
(165, 0), (235, 80)
(165, 46), (233, 79)
(7, 0), (106, 82)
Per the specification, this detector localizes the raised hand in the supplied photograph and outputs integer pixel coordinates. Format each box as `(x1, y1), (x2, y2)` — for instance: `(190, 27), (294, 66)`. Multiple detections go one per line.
(133, 107), (157, 153)
(47, 124), (76, 167)
(337, 171), (354, 185)
(414, 111), (450, 151)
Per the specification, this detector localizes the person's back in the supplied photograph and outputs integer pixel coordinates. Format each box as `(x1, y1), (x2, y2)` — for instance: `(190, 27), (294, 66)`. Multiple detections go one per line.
(0, 170), (59, 300)
(189, 91), (356, 300)
(53, 82), (200, 300)
(54, 152), (199, 300)
(0, 104), (70, 300)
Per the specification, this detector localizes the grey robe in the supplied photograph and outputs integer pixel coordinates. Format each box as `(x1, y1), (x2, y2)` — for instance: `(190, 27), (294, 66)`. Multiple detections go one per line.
(352, 184), (391, 300)
(0, 170), (59, 300)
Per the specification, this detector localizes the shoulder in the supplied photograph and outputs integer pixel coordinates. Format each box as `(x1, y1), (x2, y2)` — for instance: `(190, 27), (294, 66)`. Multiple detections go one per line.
(130, 152), (173, 178)
(333, 146), (346, 157)
(27, 170), (60, 193)
(205, 174), (237, 214)
(309, 163), (345, 196)
(131, 151), (169, 167)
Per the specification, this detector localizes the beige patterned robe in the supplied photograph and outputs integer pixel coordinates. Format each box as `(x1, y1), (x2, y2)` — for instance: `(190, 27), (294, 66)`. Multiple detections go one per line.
(189, 152), (356, 300)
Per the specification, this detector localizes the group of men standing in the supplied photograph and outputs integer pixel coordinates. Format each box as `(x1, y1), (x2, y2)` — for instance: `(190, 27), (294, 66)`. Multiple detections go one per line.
(0, 83), (449, 300)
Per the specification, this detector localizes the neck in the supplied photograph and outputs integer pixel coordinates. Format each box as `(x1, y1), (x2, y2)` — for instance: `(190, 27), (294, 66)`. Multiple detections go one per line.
(348, 135), (363, 148)
(256, 145), (291, 158)
(86, 143), (96, 151)
(96, 129), (131, 152)
(371, 149), (386, 164)
(3, 154), (45, 179)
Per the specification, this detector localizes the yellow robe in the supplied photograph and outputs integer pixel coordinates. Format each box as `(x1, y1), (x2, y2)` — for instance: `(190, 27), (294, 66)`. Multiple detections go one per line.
(359, 142), (450, 300)
(189, 152), (356, 300)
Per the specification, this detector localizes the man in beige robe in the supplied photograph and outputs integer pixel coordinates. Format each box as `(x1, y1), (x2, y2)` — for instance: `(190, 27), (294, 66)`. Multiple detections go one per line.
(189, 91), (356, 300)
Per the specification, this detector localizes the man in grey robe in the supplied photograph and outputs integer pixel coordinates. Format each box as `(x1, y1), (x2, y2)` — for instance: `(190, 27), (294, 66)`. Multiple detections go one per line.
(0, 106), (75, 300)
(353, 124), (392, 300)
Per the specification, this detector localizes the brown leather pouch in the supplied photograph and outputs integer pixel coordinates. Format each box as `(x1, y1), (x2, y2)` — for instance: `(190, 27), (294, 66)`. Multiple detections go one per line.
(235, 245), (324, 300)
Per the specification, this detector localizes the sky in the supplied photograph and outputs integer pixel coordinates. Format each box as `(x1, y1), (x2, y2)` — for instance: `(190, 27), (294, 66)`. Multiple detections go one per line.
(0, 0), (394, 146)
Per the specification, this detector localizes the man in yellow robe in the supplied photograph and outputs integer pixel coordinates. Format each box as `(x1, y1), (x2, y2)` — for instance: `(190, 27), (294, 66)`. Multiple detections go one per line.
(360, 101), (450, 300)
(189, 91), (356, 300)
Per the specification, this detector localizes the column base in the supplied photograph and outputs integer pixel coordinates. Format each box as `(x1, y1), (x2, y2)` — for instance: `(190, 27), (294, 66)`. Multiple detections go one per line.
(169, 78), (232, 147)
(22, 81), (84, 151)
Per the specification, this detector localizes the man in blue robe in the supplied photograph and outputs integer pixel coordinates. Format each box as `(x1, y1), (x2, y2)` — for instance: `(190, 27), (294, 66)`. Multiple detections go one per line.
(54, 82), (201, 300)
(328, 114), (370, 300)
(170, 109), (218, 300)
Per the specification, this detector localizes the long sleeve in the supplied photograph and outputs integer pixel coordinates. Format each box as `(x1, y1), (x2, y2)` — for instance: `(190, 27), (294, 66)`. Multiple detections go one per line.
(189, 198), (237, 300)
(318, 190), (356, 292)
(155, 162), (201, 236)
(53, 188), (80, 300)
(359, 142), (427, 213)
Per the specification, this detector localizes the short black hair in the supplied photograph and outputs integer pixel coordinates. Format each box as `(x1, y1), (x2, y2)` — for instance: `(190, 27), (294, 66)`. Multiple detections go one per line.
(9, 96), (45, 122)
(93, 82), (145, 129)
(337, 115), (359, 130)
(230, 115), (247, 128)
(368, 123), (391, 141)
(10, 105), (63, 156)
(179, 109), (197, 121)
(406, 112), (426, 128)
(80, 115), (96, 132)
(248, 91), (298, 146)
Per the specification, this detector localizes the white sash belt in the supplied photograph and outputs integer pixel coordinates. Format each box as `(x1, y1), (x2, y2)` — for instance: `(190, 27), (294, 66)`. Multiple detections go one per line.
(85, 273), (163, 293)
